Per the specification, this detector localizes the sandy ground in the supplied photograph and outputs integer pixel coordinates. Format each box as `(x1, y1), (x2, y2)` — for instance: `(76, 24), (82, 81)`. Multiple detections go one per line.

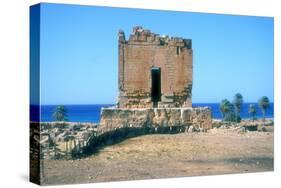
(42, 128), (274, 185)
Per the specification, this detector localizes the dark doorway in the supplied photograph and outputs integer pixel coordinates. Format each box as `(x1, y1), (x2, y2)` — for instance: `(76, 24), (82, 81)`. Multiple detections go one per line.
(151, 67), (161, 107)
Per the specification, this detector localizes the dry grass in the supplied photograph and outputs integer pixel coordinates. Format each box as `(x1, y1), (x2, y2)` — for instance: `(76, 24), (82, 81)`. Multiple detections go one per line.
(42, 128), (273, 185)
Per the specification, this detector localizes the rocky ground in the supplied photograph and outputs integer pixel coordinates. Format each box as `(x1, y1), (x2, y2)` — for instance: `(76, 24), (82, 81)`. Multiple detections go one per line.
(41, 123), (274, 185)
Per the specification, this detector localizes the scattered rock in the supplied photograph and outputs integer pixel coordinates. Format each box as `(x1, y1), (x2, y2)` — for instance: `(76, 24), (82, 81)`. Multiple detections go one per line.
(258, 127), (267, 132)
(188, 126), (195, 133)
(219, 125), (228, 129)
(237, 127), (246, 134)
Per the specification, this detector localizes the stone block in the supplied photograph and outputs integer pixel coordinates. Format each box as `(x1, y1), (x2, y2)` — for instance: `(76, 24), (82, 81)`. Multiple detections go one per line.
(99, 107), (212, 133)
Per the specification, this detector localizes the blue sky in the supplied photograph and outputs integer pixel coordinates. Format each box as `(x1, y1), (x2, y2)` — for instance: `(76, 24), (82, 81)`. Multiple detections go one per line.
(37, 3), (274, 104)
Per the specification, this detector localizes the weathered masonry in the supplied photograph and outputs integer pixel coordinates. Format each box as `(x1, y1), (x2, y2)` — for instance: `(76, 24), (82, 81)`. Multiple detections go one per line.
(118, 26), (193, 108)
(98, 27), (212, 133)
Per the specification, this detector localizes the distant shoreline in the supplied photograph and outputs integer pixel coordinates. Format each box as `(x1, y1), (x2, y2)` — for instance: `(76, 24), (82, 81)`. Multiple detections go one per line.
(30, 103), (274, 123)
(31, 102), (274, 106)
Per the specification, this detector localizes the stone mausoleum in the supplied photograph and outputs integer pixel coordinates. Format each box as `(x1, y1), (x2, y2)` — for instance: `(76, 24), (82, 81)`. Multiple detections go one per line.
(99, 27), (212, 133)
(118, 26), (192, 108)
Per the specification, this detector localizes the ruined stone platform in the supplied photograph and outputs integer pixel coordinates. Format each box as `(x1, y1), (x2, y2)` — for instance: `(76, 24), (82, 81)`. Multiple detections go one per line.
(99, 107), (212, 133)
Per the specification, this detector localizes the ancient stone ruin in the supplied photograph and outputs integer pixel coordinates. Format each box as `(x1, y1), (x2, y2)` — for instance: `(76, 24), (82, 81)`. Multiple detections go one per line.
(35, 27), (213, 161)
(99, 26), (212, 133)
(118, 26), (192, 108)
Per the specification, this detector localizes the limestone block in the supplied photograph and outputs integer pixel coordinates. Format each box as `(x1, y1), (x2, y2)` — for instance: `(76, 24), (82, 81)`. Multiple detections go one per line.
(99, 107), (212, 133)
(167, 108), (181, 127)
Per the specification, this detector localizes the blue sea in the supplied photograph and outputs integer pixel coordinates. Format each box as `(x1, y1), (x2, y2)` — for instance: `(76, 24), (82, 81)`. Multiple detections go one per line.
(33, 103), (274, 123)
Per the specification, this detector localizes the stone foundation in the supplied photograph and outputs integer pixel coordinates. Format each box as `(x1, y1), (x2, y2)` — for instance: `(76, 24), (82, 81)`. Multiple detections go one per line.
(99, 107), (212, 133)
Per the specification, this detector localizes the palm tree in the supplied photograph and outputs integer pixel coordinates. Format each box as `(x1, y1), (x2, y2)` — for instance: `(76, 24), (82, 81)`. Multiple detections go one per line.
(233, 93), (243, 122)
(220, 99), (229, 118)
(220, 99), (233, 121)
(53, 105), (68, 122)
(248, 104), (257, 121)
(258, 96), (270, 124)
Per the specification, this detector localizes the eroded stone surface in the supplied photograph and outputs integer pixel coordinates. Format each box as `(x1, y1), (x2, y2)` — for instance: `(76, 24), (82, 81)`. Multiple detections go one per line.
(99, 107), (212, 132)
(99, 27), (212, 135)
(118, 26), (193, 108)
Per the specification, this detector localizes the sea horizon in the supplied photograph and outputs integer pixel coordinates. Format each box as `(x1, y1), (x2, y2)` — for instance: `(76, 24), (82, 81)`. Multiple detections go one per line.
(30, 102), (274, 123)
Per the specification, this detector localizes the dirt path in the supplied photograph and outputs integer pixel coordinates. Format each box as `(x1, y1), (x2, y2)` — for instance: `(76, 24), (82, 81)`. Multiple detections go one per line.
(42, 129), (273, 185)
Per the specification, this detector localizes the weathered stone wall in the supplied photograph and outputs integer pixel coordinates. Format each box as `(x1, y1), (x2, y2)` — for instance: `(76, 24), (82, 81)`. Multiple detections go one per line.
(118, 26), (193, 108)
(99, 107), (212, 133)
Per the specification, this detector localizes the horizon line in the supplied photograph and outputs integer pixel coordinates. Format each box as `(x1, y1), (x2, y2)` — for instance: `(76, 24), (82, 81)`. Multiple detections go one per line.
(32, 102), (275, 106)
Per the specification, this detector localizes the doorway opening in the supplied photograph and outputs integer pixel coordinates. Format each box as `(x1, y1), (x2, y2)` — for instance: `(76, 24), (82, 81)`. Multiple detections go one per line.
(151, 67), (161, 108)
